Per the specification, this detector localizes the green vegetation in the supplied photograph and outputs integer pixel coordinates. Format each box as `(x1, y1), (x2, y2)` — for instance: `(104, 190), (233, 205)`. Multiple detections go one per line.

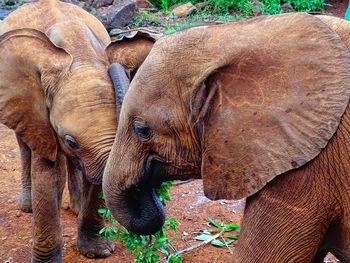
(99, 182), (241, 262)
(99, 182), (183, 263)
(194, 217), (240, 251)
(1, 0), (24, 8)
(148, 0), (329, 14)
(134, 10), (236, 35)
(134, 0), (329, 35)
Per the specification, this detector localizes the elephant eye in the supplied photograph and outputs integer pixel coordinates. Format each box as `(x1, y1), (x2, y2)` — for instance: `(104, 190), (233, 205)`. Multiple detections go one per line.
(134, 125), (151, 141)
(64, 135), (78, 149)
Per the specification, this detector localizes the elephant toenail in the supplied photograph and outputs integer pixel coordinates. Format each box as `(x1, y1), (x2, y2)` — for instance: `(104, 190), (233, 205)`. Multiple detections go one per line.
(86, 252), (95, 258)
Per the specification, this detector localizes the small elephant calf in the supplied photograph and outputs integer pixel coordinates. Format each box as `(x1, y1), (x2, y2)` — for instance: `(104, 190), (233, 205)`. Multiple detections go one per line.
(0, 0), (156, 261)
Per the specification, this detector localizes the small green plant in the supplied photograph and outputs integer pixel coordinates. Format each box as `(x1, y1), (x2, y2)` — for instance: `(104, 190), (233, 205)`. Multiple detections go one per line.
(194, 217), (240, 252)
(237, 0), (255, 16)
(285, 0), (330, 12)
(99, 182), (183, 263)
(148, 0), (329, 16)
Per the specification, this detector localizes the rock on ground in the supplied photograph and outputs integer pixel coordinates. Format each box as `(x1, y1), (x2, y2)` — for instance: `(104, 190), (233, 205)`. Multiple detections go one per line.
(172, 2), (197, 17)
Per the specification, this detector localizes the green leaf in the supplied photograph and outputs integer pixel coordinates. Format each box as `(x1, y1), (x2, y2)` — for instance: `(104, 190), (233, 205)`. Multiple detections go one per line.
(99, 228), (106, 235)
(208, 217), (222, 229)
(194, 234), (212, 241)
(98, 207), (107, 214)
(169, 256), (182, 263)
(211, 239), (225, 247)
(225, 239), (236, 245)
(225, 235), (239, 240)
(225, 223), (240, 232)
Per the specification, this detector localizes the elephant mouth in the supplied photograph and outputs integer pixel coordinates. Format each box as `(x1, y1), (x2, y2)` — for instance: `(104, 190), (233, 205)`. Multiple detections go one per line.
(122, 182), (165, 235)
(109, 155), (166, 235)
(106, 154), (199, 235)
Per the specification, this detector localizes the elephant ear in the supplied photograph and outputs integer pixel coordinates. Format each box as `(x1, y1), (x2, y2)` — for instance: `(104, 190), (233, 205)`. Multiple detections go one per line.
(106, 29), (161, 79)
(188, 14), (350, 200)
(0, 28), (71, 161)
(46, 20), (109, 65)
(316, 15), (350, 49)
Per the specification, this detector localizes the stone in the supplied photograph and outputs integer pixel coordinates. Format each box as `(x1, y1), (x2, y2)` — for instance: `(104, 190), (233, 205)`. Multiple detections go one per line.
(93, 0), (114, 8)
(134, 0), (153, 8)
(5, 0), (17, 5)
(169, 3), (183, 11)
(251, 0), (264, 16)
(95, 1), (138, 31)
(172, 2), (197, 17)
(253, 8), (263, 16)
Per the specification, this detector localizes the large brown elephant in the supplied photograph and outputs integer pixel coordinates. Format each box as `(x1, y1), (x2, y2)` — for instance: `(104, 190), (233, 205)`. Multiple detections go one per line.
(0, 0), (155, 262)
(103, 13), (350, 262)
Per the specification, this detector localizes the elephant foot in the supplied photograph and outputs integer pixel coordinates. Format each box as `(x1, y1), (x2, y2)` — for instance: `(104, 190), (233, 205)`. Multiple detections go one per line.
(18, 188), (32, 213)
(32, 243), (62, 263)
(77, 232), (115, 258)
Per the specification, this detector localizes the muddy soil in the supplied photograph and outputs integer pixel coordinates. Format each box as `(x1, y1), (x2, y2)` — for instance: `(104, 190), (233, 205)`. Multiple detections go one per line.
(0, 1), (347, 262)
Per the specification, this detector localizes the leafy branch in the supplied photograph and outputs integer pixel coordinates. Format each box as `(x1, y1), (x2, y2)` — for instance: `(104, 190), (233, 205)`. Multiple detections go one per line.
(99, 181), (183, 263)
(99, 182), (240, 263)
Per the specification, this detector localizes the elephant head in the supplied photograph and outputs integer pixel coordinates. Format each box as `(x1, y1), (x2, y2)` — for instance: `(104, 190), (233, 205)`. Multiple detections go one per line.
(102, 13), (350, 235)
(0, 3), (157, 185)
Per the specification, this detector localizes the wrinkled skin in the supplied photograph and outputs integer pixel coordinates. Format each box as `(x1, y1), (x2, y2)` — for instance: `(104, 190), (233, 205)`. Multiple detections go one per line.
(0, 0), (155, 262)
(103, 13), (350, 262)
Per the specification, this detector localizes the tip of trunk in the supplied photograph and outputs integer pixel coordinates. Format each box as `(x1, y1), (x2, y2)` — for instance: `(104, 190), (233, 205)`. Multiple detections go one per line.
(104, 183), (165, 235)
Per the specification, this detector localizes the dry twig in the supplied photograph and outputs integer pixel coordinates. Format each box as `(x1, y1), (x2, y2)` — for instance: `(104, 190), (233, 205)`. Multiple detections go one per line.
(157, 229), (225, 262)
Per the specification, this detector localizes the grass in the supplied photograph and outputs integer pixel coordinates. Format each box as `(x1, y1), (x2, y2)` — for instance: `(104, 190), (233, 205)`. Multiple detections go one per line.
(134, 9), (238, 35)
(132, 0), (329, 36)
(148, 0), (329, 14)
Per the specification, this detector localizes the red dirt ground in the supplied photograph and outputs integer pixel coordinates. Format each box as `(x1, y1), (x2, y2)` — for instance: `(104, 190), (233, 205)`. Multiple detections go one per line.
(0, 124), (338, 263)
(0, 1), (347, 262)
(0, 123), (244, 263)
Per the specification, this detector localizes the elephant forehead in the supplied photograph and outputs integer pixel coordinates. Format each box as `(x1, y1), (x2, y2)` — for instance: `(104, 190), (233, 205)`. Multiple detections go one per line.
(52, 106), (117, 138)
(51, 87), (116, 117)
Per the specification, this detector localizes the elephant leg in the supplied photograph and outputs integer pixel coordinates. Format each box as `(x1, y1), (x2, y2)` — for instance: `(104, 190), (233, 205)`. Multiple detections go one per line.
(66, 158), (82, 215)
(233, 170), (336, 263)
(31, 152), (66, 262)
(77, 174), (115, 258)
(16, 134), (32, 213)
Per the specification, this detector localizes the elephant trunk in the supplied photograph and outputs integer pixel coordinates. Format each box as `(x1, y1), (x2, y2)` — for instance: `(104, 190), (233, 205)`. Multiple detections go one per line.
(104, 181), (165, 235)
(103, 143), (166, 235)
(104, 66), (165, 234)
(108, 63), (130, 119)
